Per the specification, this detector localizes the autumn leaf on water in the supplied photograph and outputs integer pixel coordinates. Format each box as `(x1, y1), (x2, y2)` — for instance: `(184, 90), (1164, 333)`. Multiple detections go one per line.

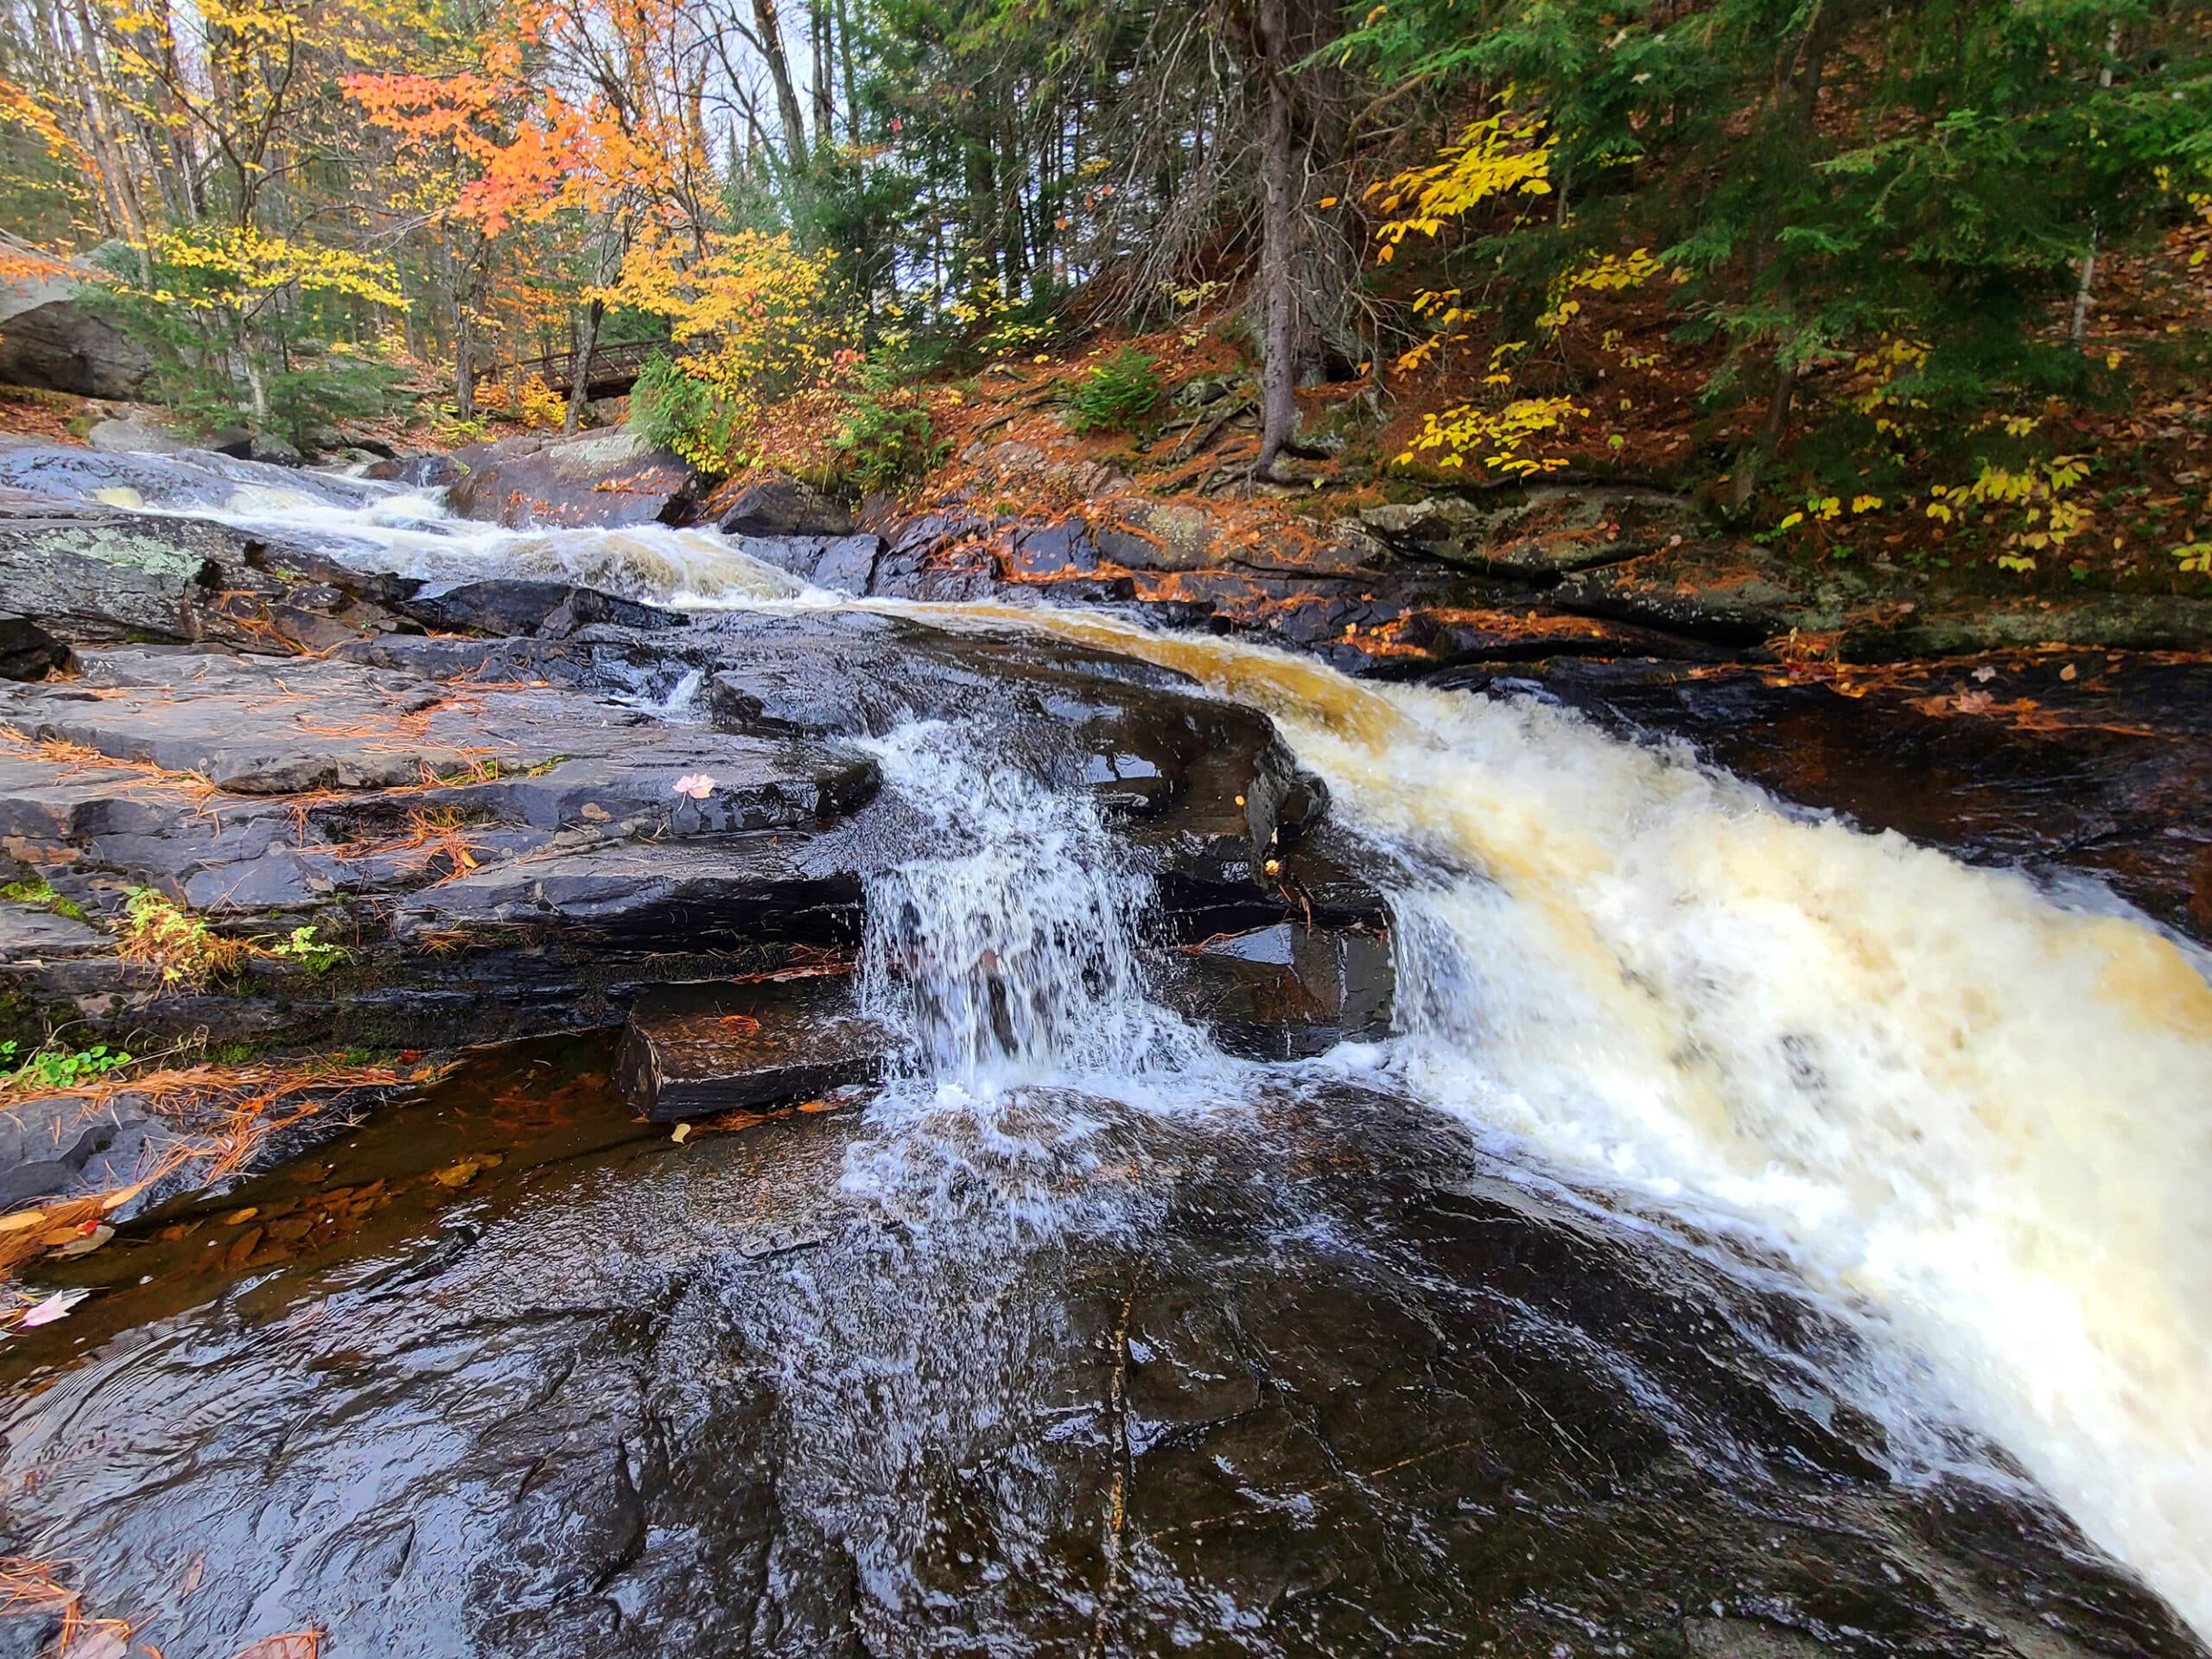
(19, 1288), (87, 1328)
(672, 773), (717, 800)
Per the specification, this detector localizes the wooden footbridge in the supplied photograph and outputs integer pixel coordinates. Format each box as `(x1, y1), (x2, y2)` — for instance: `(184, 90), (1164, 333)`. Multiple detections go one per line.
(476, 337), (664, 400)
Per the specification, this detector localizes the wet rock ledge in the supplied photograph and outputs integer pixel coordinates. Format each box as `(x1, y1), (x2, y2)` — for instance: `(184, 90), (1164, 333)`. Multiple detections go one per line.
(0, 568), (1390, 1103)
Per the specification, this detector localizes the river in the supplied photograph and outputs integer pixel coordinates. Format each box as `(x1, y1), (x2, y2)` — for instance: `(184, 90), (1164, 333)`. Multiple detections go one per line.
(2, 457), (2207, 1658)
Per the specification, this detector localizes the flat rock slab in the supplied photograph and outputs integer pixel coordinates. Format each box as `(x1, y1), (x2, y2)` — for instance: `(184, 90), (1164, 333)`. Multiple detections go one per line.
(614, 976), (891, 1120)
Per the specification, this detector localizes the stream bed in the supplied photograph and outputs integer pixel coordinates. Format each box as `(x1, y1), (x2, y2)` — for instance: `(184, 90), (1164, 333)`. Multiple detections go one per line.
(0, 452), (2207, 1658)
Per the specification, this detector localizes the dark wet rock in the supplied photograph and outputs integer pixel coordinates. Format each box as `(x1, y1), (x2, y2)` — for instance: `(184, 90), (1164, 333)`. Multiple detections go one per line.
(397, 580), (686, 639)
(3, 1076), (2196, 1659)
(245, 432), (303, 467)
(447, 431), (699, 529)
(1164, 920), (1394, 1059)
(0, 607), (1371, 1048)
(389, 836), (871, 950)
(0, 492), (418, 653)
(0, 279), (151, 401)
(614, 976), (889, 1120)
(710, 474), (857, 537)
(1837, 595), (2212, 662)
(1681, 1618), (1834, 1658)
(0, 1069), (407, 1221)
(364, 453), (461, 488)
(1359, 484), (1703, 579)
(729, 531), (884, 591)
(1553, 540), (1819, 646)
(0, 613), (64, 680)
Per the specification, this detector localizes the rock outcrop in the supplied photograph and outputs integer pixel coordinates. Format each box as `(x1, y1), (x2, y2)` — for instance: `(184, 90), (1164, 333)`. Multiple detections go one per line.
(0, 271), (152, 401)
(447, 430), (700, 528)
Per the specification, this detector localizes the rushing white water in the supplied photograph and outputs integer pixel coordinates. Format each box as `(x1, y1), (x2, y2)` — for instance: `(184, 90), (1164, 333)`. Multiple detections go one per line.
(855, 720), (1213, 1092)
(75, 454), (2212, 1635)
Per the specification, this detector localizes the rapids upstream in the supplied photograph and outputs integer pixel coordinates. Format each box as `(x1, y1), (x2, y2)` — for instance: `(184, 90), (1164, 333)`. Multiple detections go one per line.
(2, 454), (2208, 1657)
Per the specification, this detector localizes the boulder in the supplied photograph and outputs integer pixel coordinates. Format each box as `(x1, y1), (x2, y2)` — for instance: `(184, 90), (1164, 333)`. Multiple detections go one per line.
(614, 977), (892, 1121)
(363, 453), (461, 489)
(0, 613), (65, 680)
(0, 272), (151, 400)
(86, 416), (192, 455)
(446, 430), (700, 528)
(397, 580), (687, 639)
(710, 474), (857, 537)
(728, 531), (885, 592)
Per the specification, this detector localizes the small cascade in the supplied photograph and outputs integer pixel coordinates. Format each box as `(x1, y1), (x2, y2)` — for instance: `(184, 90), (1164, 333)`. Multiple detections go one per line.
(855, 721), (1211, 1091)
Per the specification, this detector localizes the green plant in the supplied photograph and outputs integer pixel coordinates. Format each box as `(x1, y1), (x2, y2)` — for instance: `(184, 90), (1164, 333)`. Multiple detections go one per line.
(264, 925), (346, 973)
(116, 887), (248, 990)
(430, 411), (493, 449)
(1065, 347), (1163, 435)
(630, 352), (741, 478)
(1, 877), (89, 925)
(830, 390), (945, 493)
(0, 1039), (133, 1093)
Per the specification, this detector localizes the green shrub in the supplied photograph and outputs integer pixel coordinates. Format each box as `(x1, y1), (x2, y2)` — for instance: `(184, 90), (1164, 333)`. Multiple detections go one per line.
(630, 353), (741, 479)
(830, 392), (946, 493)
(1066, 347), (1163, 434)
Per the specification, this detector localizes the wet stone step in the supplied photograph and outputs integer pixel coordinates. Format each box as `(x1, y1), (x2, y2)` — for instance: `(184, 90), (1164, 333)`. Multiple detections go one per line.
(614, 976), (893, 1122)
(1166, 920), (1395, 1060)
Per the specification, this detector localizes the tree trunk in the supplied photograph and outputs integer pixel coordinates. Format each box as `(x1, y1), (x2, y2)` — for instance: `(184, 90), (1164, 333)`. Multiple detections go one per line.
(454, 307), (476, 423)
(809, 1), (836, 149)
(753, 0), (811, 172)
(1252, 0), (1300, 479)
(567, 298), (604, 433)
(834, 0), (861, 139)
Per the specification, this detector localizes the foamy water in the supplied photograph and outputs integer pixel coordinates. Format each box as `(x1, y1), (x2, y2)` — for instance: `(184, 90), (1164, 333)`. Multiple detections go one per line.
(78, 451), (2212, 1635)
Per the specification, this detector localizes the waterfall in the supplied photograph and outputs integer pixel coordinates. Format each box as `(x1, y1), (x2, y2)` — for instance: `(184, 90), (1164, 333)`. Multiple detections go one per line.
(1004, 608), (2212, 1640)
(116, 473), (2212, 1637)
(855, 721), (1211, 1092)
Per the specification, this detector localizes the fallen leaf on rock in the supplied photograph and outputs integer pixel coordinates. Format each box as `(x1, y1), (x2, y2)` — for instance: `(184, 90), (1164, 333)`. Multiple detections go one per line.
(672, 773), (717, 800)
(671, 1123), (691, 1144)
(715, 1014), (761, 1035)
(1955, 690), (1996, 714)
(1971, 664), (1997, 683)
(58, 1630), (126, 1659)
(2060, 664), (2078, 682)
(430, 1160), (480, 1188)
(222, 1208), (258, 1227)
(19, 1288), (88, 1327)
(52, 1224), (113, 1261)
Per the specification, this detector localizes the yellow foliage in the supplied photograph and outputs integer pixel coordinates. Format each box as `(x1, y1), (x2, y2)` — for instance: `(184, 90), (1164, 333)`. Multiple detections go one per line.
(1924, 456), (2094, 571)
(1395, 394), (1586, 478)
(1535, 248), (1669, 331)
(143, 225), (405, 308)
(515, 373), (565, 430)
(602, 226), (854, 421)
(1367, 95), (1554, 253)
